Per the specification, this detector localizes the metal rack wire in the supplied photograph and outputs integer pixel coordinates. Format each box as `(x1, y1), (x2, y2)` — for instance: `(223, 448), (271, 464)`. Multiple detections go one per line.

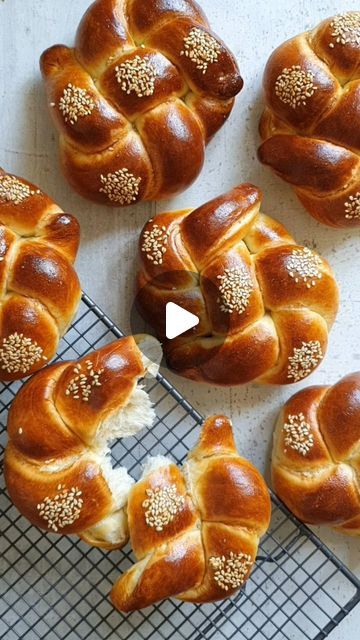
(1, 293), (360, 640)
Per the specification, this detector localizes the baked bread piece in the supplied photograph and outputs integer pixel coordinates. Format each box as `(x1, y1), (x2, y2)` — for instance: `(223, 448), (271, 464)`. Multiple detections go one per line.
(40, 0), (242, 207)
(258, 12), (360, 228)
(0, 168), (81, 381)
(111, 415), (271, 611)
(4, 336), (161, 549)
(136, 184), (339, 386)
(272, 372), (360, 535)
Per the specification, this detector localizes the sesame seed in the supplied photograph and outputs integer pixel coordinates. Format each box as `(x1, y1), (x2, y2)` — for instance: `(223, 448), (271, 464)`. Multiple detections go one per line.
(0, 175), (40, 205)
(99, 169), (141, 205)
(0, 333), (47, 374)
(209, 552), (252, 591)
(180, 27), (221, 74)
(287, 340), (323, 382)
(141, 223), (170, 265)
(217, 267), (253, 315)
(115, 55), (157, 97)
(344, 192), (360, 220)
(286, 247), (323, 288)
(275, 65), (318, 109)
(142, 484), (185, 531)
(66, 360), (103, 401)
(18, 427), (23, 435)
(283, 412), (314, 456)
(329, 12), (360, 48)
(59, 83), (95, 125)
(36, 484), (83, 532)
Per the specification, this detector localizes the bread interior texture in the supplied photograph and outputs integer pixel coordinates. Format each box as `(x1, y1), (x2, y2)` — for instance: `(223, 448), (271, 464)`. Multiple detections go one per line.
(83, 341), (160, 547)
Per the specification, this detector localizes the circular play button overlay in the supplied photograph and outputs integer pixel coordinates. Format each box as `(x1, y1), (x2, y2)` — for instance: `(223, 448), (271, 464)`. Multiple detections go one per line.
(130, 270), (230, 378)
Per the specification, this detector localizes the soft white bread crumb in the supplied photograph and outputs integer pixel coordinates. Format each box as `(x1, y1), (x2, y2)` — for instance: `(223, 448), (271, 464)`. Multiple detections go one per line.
(95, 384), (156, 447)
(100, 457), (134, 509)
(81, 510), (129, 547)
(141, 455), (172, 479)
(66, 337), (162, 548)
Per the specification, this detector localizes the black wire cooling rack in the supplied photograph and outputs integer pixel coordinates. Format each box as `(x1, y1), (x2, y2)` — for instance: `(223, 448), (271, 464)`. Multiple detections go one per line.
(1, 293), (360, 640)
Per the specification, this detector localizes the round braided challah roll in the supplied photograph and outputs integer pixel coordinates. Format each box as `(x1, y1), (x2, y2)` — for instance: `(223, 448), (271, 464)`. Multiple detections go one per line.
(272, 373), (360, 535)
(40, 0), (243, 207)
(136, 184), (339, 386)
(0, 168), (81, 382)
(258, 12), (360, 228)
(111, 415), (271, 611)
(4, 336), (161, 549)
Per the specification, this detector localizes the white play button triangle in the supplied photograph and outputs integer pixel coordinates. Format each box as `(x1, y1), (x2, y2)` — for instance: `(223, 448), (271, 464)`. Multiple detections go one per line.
(166, 302), (199, 340)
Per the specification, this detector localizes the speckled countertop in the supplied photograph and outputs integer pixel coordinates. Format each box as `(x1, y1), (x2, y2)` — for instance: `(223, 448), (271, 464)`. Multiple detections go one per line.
(1, 0), (360, 637)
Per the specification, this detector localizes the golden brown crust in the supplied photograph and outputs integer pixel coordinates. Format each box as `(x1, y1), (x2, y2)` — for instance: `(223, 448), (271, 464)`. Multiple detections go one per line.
(127, 0), (209, 40)
(111, 530), (205, 612)
(272, 464), (360, 525)
(166, 319), (280, 385)
(137, 184), (339, 386)
(128, 463), (199, 559)
(179, 523), (258, 603)
(4, 445), (114, 534)
(111, 415), (271, 610)
(258, 12), (360, 228)
(317, 373), (360, 460)
(4, 338), (150, 547)
(55, 339), (145, 445)
(272, 373), (360, 532)
(187, 457), (271, 535)
(0, 169), (81, 381)
(40, 0), (242, 206)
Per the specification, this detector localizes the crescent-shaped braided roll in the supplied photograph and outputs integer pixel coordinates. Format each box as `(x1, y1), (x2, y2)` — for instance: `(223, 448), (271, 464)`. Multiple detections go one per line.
(4, 336), (160, 549)
(136, 184), (339, 386)
(258, 12), (360, 228)
(40, 0), (243, 207)
(0, 168), (81, 381)
(111, 415), (271, 610)
(272, 372), (360, 535)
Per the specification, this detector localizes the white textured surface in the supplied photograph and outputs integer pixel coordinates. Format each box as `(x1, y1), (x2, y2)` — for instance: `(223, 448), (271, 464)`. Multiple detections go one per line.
(1, 0), (360, 636)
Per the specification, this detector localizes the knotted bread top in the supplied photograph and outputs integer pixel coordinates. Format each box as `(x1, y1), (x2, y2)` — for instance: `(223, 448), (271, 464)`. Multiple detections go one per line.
(272, 372), (360, 534)
(259, 12), (360, 228)
(137, 184), (339, 385)
(41, 0), (242, 207)
(0, 168), (81, 382)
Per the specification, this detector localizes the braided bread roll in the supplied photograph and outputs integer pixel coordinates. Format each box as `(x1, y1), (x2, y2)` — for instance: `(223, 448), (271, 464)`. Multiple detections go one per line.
(111, 415), (271, 610)
(272, 372), (360, 535)
(137, 184), (339, 386)
(40, 0), (242, 207)
(0, 168), (81, 381)
(4, 336), (160, 549)
(258, 12), (360, 228)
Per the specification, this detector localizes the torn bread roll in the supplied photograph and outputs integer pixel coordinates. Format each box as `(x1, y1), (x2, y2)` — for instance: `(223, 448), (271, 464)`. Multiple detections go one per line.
(111, 415), (271, 610)
(4, 336), (161, 550)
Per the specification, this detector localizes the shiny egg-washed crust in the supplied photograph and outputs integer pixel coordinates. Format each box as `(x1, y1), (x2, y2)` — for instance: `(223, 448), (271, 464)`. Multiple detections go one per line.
(258, 12), (360, 228)
(136, 184), (339, 386)
(111, 415), (271, 610)
(0, 168), (81, 381)
(40, 0), (243, 206)
(272, 372), (360, 535)
(4, 338), (149, 549)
